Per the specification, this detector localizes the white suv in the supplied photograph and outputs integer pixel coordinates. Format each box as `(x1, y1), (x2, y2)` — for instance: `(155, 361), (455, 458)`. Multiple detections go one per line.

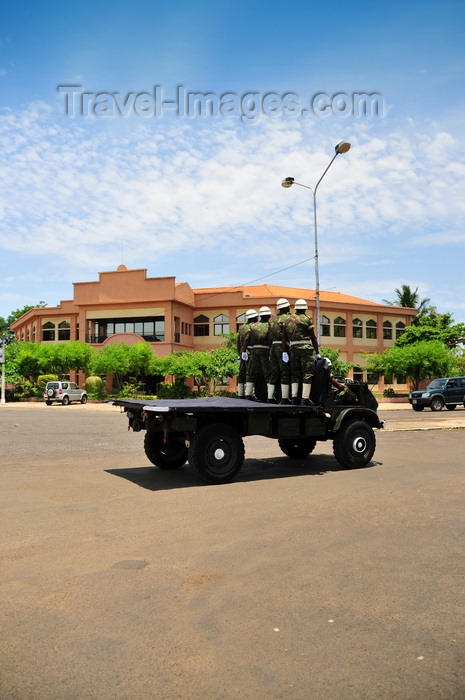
(44, 381), (88, 406)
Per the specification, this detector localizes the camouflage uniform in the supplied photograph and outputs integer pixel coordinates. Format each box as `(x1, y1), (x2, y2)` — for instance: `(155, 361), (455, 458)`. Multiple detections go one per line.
(245, 321), (271, 385)
(236, 323), (252, 396)
(284, 312), (318, 403)
(268, 313), (291, 387)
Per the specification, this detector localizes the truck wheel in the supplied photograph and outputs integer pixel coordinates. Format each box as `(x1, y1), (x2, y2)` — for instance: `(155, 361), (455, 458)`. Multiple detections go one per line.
(278, 437), (317, 458)
(333, 420), (376, 469)
(188, 423), (244, 484)
(430, 396), (444, 411)
(144, 433), (187, 469)
(62, 396), (70, 406)
(412, 405), (424, 412)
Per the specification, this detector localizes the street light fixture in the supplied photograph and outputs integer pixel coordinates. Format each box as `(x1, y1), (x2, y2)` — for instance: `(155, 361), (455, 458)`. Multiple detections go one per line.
(281, 141), (351, 343)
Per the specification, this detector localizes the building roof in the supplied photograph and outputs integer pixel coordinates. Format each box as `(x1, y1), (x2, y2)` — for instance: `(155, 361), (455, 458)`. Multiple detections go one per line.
(192, 283), (382, 307)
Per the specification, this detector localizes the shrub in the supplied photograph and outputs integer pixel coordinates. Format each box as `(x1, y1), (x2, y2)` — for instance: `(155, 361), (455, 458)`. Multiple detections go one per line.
(383, 387), (396, 397)
(85, 376), (107, 399)
(38, 374), (58, 390)
(156, 382), (192, 399)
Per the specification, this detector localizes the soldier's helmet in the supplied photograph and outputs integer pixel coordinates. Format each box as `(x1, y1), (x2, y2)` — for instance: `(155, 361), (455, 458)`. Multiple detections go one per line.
(245, 309), (258, 321)
(276, 298), (290, 310)
(295, 298), (308, 310)
(259, 306), (271, 317)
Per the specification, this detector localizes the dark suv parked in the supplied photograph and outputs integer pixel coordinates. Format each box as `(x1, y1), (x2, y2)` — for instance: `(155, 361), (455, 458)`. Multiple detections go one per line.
(408, 377), (465, 411)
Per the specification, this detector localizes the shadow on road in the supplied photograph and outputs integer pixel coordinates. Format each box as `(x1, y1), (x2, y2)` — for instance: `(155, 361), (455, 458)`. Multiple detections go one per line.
(106, 455), (380, 491)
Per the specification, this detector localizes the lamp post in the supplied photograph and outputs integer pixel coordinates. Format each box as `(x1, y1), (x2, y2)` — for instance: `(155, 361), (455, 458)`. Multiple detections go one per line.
(0, 334), (6, 405)
(281, 141), (351, 343)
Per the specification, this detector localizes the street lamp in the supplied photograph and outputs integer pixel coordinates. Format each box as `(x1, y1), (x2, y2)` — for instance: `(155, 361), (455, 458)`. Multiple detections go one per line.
(281, 141), (351, 343)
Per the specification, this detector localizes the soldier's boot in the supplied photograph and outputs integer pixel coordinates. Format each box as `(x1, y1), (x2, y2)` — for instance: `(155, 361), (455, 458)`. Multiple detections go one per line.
(245, 382), (256, 401)
(280, 384), (291, 405)
(237, 383), (245, 397)
(267, 384), (277, 403)
(301, 382), (314, 406)
(291, 382), (300, 405)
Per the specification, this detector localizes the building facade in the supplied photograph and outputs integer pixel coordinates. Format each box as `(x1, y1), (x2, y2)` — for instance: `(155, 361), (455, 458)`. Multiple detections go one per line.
(11, 265), (417, 391)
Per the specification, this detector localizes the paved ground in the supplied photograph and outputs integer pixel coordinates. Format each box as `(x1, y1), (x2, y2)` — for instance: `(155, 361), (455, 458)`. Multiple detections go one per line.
(1, 403), (464, 699)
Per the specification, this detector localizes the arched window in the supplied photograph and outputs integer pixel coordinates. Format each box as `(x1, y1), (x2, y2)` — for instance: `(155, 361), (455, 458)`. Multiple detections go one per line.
(194, 315), (210, 337)
(58, 320), (71, 341)
(396, 322), (405, 339)
(320, 315), (330, 337)
(214, 314), (229, 335)
(383, 321), (392, 340)
(352, 318), (363, 339)
(334, 316), (346, 338)
(42, 322), (55, 342)
(236, 313), (246, 332)
(366, 319), (377, 339)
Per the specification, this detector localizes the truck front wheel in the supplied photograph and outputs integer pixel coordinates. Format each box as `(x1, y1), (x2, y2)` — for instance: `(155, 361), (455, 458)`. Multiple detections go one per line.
(188, 423), (244, 484)
(144, 433), (188, 469)
(333, 420), (376, 469)
(278, 437), (317, 459)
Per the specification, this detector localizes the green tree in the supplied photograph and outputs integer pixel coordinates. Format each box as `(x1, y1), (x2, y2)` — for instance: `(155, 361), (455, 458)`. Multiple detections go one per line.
(320, 347), (354, 378)
(0, 302), (47, 344)
(395, 312), (465, 349)
(382, 284), (430, 313)
(60, 341), (95, 373)
(364, 340), (455, 391)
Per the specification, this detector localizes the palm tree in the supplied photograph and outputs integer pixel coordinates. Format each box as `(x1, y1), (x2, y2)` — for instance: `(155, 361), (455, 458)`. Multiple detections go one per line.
(383, 285), (430, 312)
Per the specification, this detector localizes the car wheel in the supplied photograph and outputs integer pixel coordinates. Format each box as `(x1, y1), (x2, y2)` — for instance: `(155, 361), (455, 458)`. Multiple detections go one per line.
(412, 405), (424, 412)
(446, 404), (456, 410)
(430, 396), (444, 411)
(61, 395), (70, 406)
(144, 432), (188, 469)
(45, 400), (53, 406)
(81, 395), (87, 404)
(188, 423), (244, 484)
(333, 419), (376, 469)
(278, 437), (317, 458)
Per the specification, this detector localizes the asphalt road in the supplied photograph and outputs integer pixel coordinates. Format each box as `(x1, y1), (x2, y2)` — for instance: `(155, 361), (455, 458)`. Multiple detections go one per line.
(1, 405), (464, 699)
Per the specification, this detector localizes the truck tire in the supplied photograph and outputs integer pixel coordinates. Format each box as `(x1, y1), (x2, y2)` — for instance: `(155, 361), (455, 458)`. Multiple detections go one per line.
(278, 437), (317, 458)
(430, 396), (444, 411)
(188, 423), (244, 484)
(333, 419), (376, 469)
(144, 433), (187, 469)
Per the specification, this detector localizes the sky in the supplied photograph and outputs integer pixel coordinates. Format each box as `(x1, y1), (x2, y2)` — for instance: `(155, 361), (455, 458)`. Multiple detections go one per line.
(1, 0), (465, 322)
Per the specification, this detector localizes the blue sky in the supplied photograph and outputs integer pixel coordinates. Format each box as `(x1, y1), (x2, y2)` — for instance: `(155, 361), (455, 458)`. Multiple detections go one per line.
(1, 0), (465, 322)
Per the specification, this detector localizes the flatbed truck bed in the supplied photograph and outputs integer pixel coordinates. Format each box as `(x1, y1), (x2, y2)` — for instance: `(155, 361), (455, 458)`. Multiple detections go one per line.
(112, 385), (384, 484)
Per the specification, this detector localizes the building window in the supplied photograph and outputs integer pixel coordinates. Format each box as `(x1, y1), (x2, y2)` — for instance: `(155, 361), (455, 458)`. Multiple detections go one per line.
(214, 314), (229, 335)
(58, 321), (71, 341)
(334, 316), (346, 338)
(95, 317), (164, 343)
(236, 313), (246, 332)
(366, 319), (377, 339)
(383, 321), (392, 340)
(32, 326), (36, 342)
(42, 322), (55, 342)
(396, 322), (405, 339)
(320, 315), (330, 337)
(352, 318), (363, 339)
(194, 315), (210, 337)
(353, 366), (364, 382)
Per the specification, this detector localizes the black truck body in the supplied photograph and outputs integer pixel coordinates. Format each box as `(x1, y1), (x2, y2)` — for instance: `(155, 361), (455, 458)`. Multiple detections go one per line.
(112, 380), (384, 484)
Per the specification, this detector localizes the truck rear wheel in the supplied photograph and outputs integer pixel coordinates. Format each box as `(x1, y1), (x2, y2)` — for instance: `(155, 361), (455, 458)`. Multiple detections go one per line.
(144, 433), (188, 469)
(333, 419), (376, 469)
(188, 423), (244, 484)
(278, 437), (317, 458)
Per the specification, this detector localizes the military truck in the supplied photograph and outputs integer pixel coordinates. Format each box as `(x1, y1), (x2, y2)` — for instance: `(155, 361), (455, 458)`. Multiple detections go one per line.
(112, 375), (383, 484)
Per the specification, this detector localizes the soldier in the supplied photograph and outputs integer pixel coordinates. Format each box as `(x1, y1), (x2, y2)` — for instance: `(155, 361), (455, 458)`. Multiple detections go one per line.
(237, 309), (258, 398)
(243, 306), (271, 401)
(284, 298), (320, 405)
(267, 298), (292, 404)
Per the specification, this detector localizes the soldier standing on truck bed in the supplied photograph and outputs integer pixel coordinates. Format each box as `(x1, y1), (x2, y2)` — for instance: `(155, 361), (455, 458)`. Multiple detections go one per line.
(242, 306), (272, 401)
(267, 298), (292, 404)
(237, 309), (257, 397)
(284, 298), (320, 405)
